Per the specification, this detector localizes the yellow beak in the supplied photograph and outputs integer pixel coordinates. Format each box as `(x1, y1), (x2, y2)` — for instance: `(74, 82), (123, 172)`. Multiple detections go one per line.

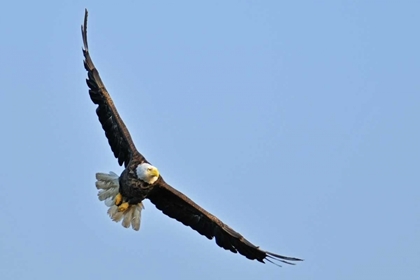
(150, 167), (160, 177)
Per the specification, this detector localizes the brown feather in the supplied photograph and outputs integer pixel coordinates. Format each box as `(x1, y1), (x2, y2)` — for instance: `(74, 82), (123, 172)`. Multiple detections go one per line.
(147, 179), (303, 265)
(81, 9), (145, 167)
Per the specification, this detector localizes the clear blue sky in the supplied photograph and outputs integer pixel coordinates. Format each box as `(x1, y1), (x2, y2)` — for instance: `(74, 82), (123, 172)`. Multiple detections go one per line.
(1, 1), (419, 279)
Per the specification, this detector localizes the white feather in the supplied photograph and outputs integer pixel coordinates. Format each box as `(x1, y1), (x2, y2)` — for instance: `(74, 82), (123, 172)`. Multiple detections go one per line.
(95, 173), (119, 190)
(95, 172), (120, 202)
(107, 205), (118, 218)
(104, 197), (115, 207)
(96, 171), (119, 181)
(98, 187), (119, 201)
(95, 180), (109, 190)
(95, 179), (115, 190)
(136, 163), (159, 184)
(131, 204), (143, 231)
(122, 207), (134, 228)
(108, 206), (124, 222)
(95, 171), (145, 231)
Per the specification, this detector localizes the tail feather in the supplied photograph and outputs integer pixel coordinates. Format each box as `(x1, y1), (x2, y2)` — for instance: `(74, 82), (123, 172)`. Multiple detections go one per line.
(98, 187), (119, 201)
(96, 171), (119, 181)
(95, 172), (119, 190)
(104, 197), (116, 207)
(131, 204), (144, 231)
(108, 205), (124, 222)
(95, 172), (144, 231)
(95, 180), (112, 190)
(122, 207), (134, 228)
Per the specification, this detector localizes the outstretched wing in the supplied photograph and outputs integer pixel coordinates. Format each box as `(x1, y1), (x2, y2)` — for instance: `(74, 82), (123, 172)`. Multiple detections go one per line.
(148, 180), (303, 265)
(81, 9), (145, 166)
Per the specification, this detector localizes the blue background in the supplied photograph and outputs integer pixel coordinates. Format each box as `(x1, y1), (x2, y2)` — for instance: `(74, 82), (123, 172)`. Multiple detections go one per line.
(1, 1), (419, 279)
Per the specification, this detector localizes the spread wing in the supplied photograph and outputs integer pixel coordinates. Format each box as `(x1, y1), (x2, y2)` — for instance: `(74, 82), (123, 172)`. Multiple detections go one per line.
(148, 180), (303, 265)
(81, 9), (145, 166)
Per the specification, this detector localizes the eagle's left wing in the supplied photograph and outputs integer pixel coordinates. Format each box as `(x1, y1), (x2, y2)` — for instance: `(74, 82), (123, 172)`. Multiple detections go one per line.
(147, 179), (302, 265)
(81, 9), (146, 167)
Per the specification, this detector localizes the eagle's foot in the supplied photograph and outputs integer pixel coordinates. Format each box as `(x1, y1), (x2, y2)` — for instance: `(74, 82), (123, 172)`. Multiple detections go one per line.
(118, 202), (129, 212)
(115, 193), (123, 206)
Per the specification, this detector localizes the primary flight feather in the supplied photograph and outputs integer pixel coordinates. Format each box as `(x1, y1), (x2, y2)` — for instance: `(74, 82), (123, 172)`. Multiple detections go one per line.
(82, 9), (302, 266)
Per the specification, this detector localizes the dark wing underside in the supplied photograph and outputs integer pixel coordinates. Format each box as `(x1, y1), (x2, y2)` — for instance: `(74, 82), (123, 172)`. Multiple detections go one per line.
(81, 9), (145, 166)
(148, 180), (303, 266)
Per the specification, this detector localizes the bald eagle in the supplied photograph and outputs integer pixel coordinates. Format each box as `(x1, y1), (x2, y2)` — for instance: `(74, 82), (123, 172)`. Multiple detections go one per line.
(82, 9), (302, 266)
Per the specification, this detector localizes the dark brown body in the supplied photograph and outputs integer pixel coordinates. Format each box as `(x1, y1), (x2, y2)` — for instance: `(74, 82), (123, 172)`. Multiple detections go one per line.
(119, 161), (161, 205)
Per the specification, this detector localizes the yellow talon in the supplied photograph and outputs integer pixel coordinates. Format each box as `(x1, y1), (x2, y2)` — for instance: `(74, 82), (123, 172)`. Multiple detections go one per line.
(118, 202), (129, 212)
(115, 193), (123, 206)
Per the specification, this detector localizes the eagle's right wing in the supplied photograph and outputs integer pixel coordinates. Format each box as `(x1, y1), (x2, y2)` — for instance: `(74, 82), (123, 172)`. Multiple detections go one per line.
(148, 179), (303, 265)
(81, 9), (146, 167)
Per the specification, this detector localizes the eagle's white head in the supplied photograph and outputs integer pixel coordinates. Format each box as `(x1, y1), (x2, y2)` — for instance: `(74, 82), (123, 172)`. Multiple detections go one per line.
(136, 163), (160, 184)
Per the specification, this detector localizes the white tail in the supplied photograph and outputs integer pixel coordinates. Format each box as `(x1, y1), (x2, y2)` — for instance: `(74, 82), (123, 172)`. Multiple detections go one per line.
(95, 172), (144, 231)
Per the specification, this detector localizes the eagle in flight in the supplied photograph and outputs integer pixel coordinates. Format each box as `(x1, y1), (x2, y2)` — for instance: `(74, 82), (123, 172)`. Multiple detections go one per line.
(82, 9), (302, 266)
